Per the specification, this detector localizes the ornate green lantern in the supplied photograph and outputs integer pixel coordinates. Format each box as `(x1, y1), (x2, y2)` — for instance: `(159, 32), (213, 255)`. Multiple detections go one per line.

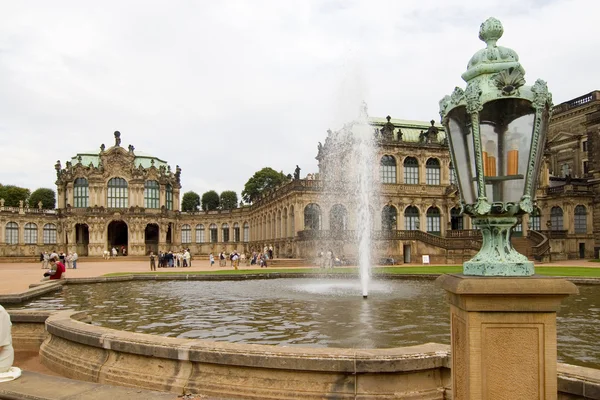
(439, 18), (553, 276)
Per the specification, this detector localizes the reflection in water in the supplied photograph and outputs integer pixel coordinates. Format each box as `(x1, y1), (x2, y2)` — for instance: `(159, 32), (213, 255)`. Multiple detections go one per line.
(10, 279), (599, 368)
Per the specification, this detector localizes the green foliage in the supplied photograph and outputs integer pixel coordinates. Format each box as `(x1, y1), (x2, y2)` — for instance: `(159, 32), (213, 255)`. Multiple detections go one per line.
(181, 191), (200, 212)
(29, 188), (56, 209)
(0, 184), (31, 207)
(242, 167), (288, 204)
(220, 190), (238, 210)
(201, 190), (220, 211)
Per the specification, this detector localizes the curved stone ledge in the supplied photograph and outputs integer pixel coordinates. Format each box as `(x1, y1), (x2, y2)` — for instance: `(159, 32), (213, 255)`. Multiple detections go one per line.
(41, 310), (451, 399)
(0, 281), (63, 304)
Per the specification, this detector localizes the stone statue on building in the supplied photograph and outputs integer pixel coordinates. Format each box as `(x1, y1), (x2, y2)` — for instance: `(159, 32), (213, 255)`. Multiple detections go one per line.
(54, 160), (61, 178)
(294, 165), (301, 180)
(114, 131), (121, 147)
(175, 165), (181, 183)
(317, 142), (323, 158)
(100, 143), (105, 152)
(380, 115), (395, 141)
(128, 144), (135, 153)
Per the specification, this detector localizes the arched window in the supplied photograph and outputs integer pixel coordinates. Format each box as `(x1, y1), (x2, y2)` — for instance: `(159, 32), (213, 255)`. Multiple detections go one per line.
(181, 224), (191, 244)
(330, 204), (348, 231)
(550, 206), (563, 230)
(43, 223), (57, 244)
(209, 223), (218, 243)
(449, 162), (457, 185)
(24, 223), (38, 244)
(404, 206), (419, 230)
(195, 224), (205, 243)
(404, 157), (419, 184)
(233, 222), (240, 242)
(304, 203), (321, 230)
(222, 223), (230, 242)
(574, 205), (587, 234)
(144, 180), (160, 209)
(530, 207), (541, 231)
(5, 222), (18, 245)
(450, 207), (463, 230)
(74, 178), (89, 208)
(426, 158), (441, 185)
(107, 177), (128, 208)
(380, 155), (397, 184)
(165, 184), (173, 211)
(426, 207), (441, 235)
(513, 222), (523, 237)
(382, 205), (397, 231)
(243, 222), (250, 242)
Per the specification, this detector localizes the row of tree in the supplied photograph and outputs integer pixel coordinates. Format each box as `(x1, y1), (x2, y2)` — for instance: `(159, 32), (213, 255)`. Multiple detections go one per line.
(0, 185), (56, 209)
(181, 167), (290, 212)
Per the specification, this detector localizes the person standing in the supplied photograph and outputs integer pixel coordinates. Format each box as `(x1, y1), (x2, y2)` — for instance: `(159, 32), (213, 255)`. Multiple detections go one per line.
(209, 253), (214, 266)
(149, 252), (156, 271)
(111, 247), (117, 258)
(41, 251), (49, 269)
(72, 252), (78, 269)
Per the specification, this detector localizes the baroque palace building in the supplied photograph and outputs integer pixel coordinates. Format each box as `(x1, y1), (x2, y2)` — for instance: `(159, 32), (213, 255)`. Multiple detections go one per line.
(0, 91), (599, 262)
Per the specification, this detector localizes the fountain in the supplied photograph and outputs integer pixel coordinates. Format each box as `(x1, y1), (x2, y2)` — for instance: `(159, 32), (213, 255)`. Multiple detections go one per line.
(319, 102), (378, 297)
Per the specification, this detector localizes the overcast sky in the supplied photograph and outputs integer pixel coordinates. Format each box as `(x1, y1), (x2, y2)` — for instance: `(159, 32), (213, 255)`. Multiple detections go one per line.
(1, 0), (598, 199)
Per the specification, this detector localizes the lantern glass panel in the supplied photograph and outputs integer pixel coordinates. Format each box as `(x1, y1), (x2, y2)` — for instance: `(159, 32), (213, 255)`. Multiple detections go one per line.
(479, 99), (535, 203)
(447, 108), (477, 204)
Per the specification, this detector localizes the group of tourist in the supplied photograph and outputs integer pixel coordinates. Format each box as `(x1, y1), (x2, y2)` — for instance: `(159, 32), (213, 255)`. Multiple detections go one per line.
(317, 249), (347, 268)
(149, 249), (192, 270)
(40, 251), (78, 269)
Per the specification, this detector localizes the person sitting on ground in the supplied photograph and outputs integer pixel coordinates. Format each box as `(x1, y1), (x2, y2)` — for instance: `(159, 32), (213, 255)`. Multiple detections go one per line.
(42, 257), (66, 281)
(0, 304), (21, 382)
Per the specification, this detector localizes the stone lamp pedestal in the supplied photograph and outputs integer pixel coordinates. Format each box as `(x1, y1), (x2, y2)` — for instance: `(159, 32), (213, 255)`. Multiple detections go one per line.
(436, 274), (578, 400)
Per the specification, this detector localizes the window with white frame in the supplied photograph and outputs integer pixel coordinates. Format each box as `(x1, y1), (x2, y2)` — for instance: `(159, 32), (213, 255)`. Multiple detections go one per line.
(195, 224), (205, 243)
(425, 158), (441, 185)
(5, 222), (18, 244)
(243, 222), (249, 242)
(530, 207), (541, 231)
(550, 206), (563, 230)
(404, 206), (419, 230)
(107, 177), (128, 208)
(404, 157), (419, 184)
(233, 222), (240, 242)
(166, 184), (173, 210)
(426, 207), (441, 235)
(380, 155), (396, 184)
(222, 223), (230, 242)
(574, 205), (587, 234)
(74, 178), (89, 208)
(181, 224), (191, 243)
(43, 223), (57, 244)
(209, 223), (218, 242)
(144, 180), (160, 209)
(24, 223), (38, 244)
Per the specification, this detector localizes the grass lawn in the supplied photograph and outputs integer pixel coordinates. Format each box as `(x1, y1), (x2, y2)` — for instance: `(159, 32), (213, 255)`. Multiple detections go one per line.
(103, 265), (600, 278)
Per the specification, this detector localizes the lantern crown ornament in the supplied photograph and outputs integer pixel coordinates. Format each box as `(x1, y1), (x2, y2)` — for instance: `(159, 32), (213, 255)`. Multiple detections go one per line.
(439, 18), (553, 276)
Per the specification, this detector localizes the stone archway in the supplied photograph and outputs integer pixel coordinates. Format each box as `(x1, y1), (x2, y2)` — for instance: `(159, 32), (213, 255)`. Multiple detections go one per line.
(75, 223), (89, 256)
(145, 223), (159, 255)
(107, 220), (128, 255)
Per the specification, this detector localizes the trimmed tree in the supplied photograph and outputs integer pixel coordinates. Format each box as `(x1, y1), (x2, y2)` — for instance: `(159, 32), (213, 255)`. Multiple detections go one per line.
(181, 191), (201, 212)
(201, 190), (220, 211)
(242, 167), (288, 204)
(29, 188), (56, 209)
(0, 184), (31, 207)
(220, 191), (238, 210)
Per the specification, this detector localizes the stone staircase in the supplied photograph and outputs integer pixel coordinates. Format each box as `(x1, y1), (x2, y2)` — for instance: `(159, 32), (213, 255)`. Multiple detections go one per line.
(511, 236), (535, 260)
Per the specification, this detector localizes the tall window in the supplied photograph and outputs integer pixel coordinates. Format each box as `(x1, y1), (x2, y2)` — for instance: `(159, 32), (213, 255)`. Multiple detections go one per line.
(574, 205), (587, 234)
(233, 222), (240, 242)
(426, 207), (441, 235)
(43, 223), (57, 244)
(209, 223), (218, 242)
(222, 223), (230, 242)
(330, 204), (348, 231)
(304, 203), (321, 230)
(450, 207), (463, 230)
(449, 163), (457, 185)
(107, 177), (128, 208)
(380, 155), (397, 184)
(404, 206), (419, 230)
(550, 206), (563, 230)
(166, 184), (173, 211)
(243, 222), (249, 242)
(74, 178), (89, 208)
(530, 207), (541, 231)
(144, 180), (160, 209)
(426, 158), (441, 185)
(404, 157), (419, 184)
(24, 223), (38, 244)
(181, 224), (191, 244)
(382, 205), (397, 231)
(195, 224), (205, 243)
(5, 222), (18, 244)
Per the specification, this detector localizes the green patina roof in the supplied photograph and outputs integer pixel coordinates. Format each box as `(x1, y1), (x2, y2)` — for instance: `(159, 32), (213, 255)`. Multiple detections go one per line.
(368, 116), (446, 143)
(71, 150), (168, 169)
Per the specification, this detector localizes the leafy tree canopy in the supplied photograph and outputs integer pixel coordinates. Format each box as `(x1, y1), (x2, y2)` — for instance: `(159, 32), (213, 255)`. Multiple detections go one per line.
(181, 191), (201, 212)
(29, 188), (56, 209)
(242, 167), (288, 204)
(0, 184), (31, 207)
(201, 190), (220, 211)
(220, 190), (238, 210)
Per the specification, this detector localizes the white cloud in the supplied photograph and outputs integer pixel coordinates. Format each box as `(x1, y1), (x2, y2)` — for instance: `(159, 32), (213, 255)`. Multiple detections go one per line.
(0, 0), (598, 197)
